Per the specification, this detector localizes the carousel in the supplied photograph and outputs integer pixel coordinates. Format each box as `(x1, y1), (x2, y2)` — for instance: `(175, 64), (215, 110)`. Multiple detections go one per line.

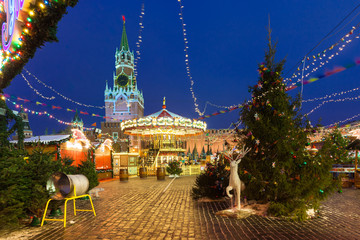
(121, 98), (207, 168)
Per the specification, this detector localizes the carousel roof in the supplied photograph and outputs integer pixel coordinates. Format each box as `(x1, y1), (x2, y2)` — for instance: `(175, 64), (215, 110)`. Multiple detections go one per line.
(147, 108), (183, 119)
(121, 98), (207, 137)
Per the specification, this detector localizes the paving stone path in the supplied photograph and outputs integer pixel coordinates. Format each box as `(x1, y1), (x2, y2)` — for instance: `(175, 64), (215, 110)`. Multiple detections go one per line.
(4, 176), (360, 240)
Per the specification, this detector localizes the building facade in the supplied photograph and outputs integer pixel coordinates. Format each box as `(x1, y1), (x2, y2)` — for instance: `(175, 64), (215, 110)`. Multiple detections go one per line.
(12, 108), (33, 140)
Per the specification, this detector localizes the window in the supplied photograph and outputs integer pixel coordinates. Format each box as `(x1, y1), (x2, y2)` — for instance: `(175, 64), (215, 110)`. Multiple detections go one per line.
(113, 132), (118, 139)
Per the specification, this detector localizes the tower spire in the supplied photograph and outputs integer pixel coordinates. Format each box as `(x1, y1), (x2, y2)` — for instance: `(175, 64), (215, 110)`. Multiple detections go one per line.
(162, 97), (166, 109)
(120, 15), (130, 51)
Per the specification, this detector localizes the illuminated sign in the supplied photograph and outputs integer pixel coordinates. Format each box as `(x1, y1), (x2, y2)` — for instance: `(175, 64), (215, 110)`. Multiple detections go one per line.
(2, 0), (25, 51)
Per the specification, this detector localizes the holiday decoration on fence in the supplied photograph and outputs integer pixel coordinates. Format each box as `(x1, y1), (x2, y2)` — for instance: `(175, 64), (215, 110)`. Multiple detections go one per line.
(224, 146), (250, 210)
(0, 0), (79, 90)
(238, 34), (338, 220)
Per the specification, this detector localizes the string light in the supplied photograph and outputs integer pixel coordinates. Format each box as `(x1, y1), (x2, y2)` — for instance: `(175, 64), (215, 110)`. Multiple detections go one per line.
(21, 73), (55, 100)
(176, 0), (202, 116)
(286, 25), (360, 86)
(0, 0), (48, 70)
(306, 94), (360, 116)
(6, 99), (95, 130)
(325, 112), (360, 128)
(23, 68), (107, 109)
(285, 25), (359, 83)
(133, 2), (145, 79)
(302, 86), (360, 102)
(0, 93), (125, 122)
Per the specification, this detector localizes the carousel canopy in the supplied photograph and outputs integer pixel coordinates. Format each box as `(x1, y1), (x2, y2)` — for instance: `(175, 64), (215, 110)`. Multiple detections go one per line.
(121, 98), (206, 137)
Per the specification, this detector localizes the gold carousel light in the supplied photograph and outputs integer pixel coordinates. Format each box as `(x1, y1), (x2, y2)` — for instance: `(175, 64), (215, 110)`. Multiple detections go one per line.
(120, 97), (207, 168)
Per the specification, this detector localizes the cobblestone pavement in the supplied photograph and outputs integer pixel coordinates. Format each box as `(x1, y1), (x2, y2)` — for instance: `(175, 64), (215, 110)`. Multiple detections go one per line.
(5, 176), (360, 240)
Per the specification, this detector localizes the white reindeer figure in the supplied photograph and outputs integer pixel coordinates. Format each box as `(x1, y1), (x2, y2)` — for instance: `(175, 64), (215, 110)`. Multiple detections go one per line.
(225, 145), (251, 210)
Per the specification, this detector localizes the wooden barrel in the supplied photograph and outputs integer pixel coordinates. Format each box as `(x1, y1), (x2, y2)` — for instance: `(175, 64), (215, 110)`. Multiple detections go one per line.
(355, 170), (360, 189)
(157, 167), (165, 181)
(119, 169), (128, 182)
(139, 167), (147, 179)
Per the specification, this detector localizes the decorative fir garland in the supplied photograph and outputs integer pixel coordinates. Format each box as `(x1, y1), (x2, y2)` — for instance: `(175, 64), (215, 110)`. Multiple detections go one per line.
(0, 0), (79, 90)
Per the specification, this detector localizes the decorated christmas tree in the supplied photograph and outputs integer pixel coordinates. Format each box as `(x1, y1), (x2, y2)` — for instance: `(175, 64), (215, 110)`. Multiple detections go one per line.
(319, 127), (351, 164)
(191, 162), (229, 200)
(166, 160), (183, 176)
(238, 36), (338, 220)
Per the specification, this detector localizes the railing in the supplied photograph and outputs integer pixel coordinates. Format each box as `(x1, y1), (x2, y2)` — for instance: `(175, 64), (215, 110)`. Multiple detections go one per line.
(180, 165), (201, 176)
(145, 165), (202, 176)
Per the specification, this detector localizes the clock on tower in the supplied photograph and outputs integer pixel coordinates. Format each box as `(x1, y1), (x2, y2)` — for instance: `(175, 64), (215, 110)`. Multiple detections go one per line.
(116, 74), (129, 87)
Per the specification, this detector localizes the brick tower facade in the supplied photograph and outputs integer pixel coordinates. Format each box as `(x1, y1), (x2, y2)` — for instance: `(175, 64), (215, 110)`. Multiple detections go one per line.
(104, 18), (144, 124)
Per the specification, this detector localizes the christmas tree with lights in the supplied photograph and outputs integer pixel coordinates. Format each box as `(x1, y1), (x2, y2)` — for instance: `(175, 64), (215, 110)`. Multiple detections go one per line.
(319, 127), (351, 164)
(238, 35), (338, 220)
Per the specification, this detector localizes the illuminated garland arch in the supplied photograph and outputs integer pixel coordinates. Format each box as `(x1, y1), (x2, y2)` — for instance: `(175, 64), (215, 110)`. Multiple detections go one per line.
(0, 0), (79, 90)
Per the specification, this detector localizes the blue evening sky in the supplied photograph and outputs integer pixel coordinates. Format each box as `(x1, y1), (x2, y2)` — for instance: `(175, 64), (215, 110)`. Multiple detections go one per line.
(4, 0), (360, 135)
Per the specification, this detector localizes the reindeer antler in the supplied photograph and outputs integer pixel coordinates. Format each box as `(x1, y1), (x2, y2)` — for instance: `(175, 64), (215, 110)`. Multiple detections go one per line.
(240, 145), (251, 157)
(234, 146), (251, 162)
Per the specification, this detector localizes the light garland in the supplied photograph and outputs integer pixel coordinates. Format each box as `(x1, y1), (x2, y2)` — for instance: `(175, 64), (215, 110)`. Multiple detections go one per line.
(286, 59), (360, 91)
(0, 0), (78, 89)
(0, 93), (125, 122)
(199, 101), (241, 115)
(23, 68), (107, 109)
(133, 2), (145, 79)
(176, 0), (202, 116)
(302, 86), (360, 102)
(286, 26), (360, 86)
(325, 112), (360, 128)
(21, 73), (55, 100)
(306, 94), (360, 116)
(0, 0), (26, 71)
(121, 116), (207, 132)
(5, 99), (95, 130)
(191, 26), (360, 117)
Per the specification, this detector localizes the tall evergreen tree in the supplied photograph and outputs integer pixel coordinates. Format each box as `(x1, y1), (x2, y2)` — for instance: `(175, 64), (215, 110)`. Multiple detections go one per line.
(187, 147), (192, 160)
(201, 146), (206, 159)
(238, 36), (337, 220)
(192, 144), (199, 160)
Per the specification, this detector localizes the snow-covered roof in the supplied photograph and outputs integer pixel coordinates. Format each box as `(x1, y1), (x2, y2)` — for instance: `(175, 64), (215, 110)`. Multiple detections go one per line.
(10, 135), (71, 144)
